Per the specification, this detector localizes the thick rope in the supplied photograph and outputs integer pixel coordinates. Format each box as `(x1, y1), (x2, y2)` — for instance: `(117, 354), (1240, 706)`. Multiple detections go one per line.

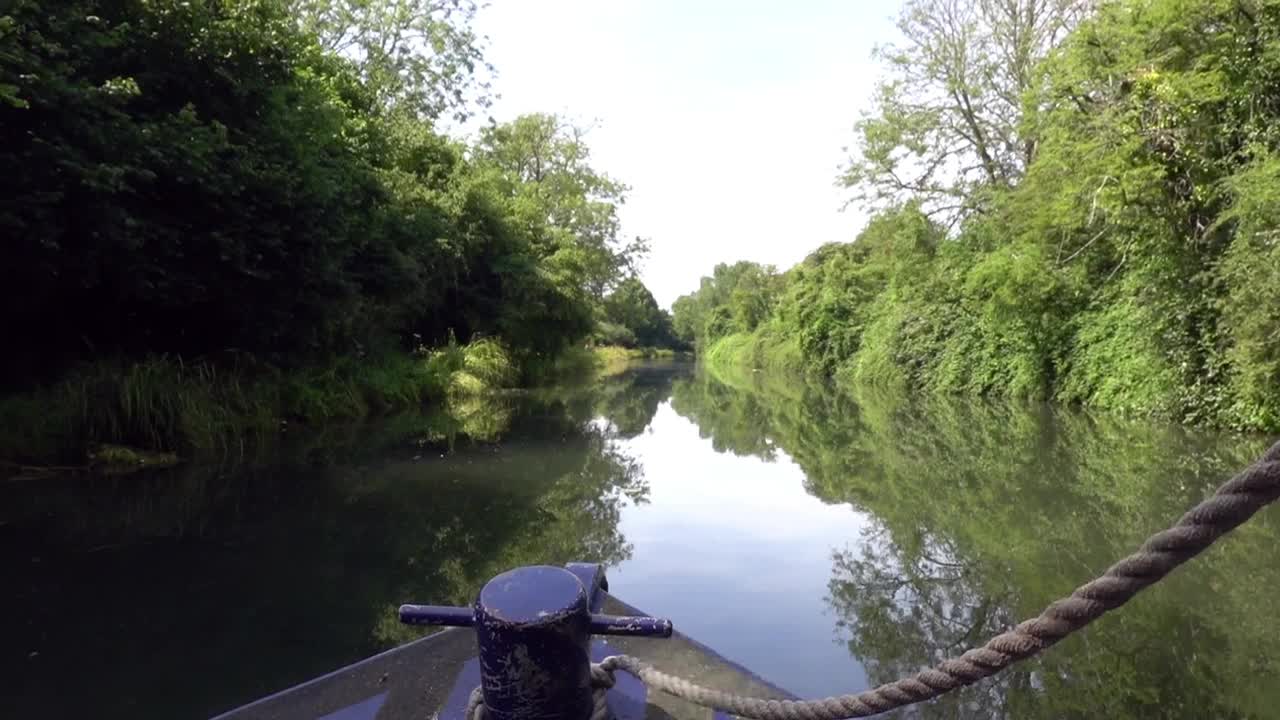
(585, 439), (1280, 720)
(461, 441), (1280, 720)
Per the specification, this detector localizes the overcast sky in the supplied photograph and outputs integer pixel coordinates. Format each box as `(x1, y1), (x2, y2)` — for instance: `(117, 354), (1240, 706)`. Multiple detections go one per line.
(472, 1), (901, 307)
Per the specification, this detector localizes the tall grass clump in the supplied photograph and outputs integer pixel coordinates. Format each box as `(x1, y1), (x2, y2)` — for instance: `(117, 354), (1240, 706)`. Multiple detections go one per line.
(275, 362), (368, 422)
(421, 336), (518, 400)
(0, 356), (274, 462)
(587, 345), (689, 378)
(0, 338), (529, 466)
(276, 352), (442, 421)
(703, 333), (755, 373)
(591, 346), (635, 377)
(447, 338), (518, 399)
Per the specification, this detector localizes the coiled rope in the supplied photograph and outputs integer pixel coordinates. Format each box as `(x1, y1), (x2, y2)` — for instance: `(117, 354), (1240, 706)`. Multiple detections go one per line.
(473, 439), (1280, 720)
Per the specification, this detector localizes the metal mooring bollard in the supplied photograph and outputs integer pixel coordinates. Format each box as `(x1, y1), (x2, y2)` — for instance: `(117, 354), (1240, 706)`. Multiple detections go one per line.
(400, 565), (673, 720)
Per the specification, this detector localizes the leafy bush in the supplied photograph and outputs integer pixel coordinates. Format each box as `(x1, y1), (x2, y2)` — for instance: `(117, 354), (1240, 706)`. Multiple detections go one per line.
(593, 322), (638, 349)
(672, 0), (1280, 431)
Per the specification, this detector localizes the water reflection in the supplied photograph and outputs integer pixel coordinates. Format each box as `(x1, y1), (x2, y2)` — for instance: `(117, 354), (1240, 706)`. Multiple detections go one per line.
(1, 375), (659, 720)
(672, 366), (1279, 718)
(5, 362), (1280, 720)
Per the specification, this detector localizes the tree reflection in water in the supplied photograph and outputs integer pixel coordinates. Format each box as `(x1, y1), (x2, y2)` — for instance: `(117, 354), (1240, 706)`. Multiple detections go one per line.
(674, 365), (1280, 719)
(8, 362), (1280, 720)
(0, 369), (669, 720)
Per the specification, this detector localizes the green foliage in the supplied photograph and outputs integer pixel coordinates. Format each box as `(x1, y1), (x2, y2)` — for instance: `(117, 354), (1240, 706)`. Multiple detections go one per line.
(521, 345), (599, 386)
(1055, 290), (1183, 417)
(0, 339), (520, 465)
(672, 364), (1279, 719)
(702, 324), (805, 378)
(446, 338), (518, 400)
(87, 443), (180, 471)
(600, 276), (680, 349)
(0, 0), (643, 451)
(592, 322), (639, 349)
(3, 382), (651, 717)
(590, 346), (686, 377)
(473, 113), (648, 304)
(702, 333), (754, 372)
(0, 356), (273, 461)
(1217, 151), (1280, 430)
(670, 261), (781, 348)
(287, 0), (491, 120)
(842, 0), (1085, 217)
(680, 0), (1280, 431)
(591, 346), (641, 377)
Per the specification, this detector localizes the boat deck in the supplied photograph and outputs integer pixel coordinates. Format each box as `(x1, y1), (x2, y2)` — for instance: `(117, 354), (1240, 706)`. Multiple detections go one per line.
(213, 594), (794, 720)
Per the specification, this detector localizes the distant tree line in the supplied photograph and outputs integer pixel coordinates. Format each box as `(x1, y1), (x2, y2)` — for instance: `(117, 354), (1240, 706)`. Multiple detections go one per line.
(674, 0), (1280, 432)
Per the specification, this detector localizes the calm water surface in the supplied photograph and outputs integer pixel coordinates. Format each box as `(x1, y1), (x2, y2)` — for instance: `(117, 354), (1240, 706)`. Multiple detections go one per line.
(4, 362), (1279, 718)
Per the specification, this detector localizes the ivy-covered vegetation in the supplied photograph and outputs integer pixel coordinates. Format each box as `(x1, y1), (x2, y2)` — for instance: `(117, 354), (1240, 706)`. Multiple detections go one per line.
(673, 0), (1280, 432)
(0, 0), (676, 460)
(670, 363), (1279, 719)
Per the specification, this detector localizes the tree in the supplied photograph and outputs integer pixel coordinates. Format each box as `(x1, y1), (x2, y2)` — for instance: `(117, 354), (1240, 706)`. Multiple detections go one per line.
(842, 0), (1087, 220)
(726, 264), (779, 333)
(602, 277), (676, 348)
(670, 261), (779, 347)
(474, 114), (648, 303)
(0, 0), (393, 375)
(0, 0), (619, 383)
(670, 365), (1280, 719)
(671, 294), (702, 346)
(287, 0), (492, 120)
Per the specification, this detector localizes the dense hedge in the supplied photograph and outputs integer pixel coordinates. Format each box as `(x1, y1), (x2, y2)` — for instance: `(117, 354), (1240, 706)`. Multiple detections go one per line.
(0, 0), (643, 389)
(675, 0), (1280, 432)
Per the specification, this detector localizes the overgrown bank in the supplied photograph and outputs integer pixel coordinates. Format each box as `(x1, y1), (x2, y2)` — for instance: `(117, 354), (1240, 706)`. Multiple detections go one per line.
(0, 341), (693, 466)
(668, 362), (1279, 718)
(592, 346), (691, 377)
(676, 0), (1280, 433)
(0, 0), (683, 465)
(0, 339), (529, 465)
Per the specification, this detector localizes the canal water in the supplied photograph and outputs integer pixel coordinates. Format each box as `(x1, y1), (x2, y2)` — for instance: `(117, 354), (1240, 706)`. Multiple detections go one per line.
(4, 362), (1278, 718)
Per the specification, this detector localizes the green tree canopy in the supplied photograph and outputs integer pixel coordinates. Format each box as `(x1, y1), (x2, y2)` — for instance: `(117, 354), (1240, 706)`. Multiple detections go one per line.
(0, 1), (644, 386)
(671, 261), (780, 347)
(473, 113), (649, 304)
(601, 277), (678, 348)
(287, 0), (491, 120)
(841, 0), (1087, 219)
(681, 0), (1280, 432)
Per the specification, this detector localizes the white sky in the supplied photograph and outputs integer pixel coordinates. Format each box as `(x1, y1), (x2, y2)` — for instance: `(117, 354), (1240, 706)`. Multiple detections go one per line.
(610, 402), (874, 697)
(471, 0), (902, 307)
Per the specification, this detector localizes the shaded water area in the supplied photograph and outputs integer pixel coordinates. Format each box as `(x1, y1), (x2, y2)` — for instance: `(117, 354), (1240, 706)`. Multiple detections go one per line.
(4, 362), (1280, 719)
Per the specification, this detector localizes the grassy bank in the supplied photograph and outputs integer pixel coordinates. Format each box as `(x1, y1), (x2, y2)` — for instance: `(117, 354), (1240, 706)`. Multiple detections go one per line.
(0, 341), (696, 468)
(592, 346), (690, 376)
(0, 339), (519, 466)
(701, 326), (806, 378)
